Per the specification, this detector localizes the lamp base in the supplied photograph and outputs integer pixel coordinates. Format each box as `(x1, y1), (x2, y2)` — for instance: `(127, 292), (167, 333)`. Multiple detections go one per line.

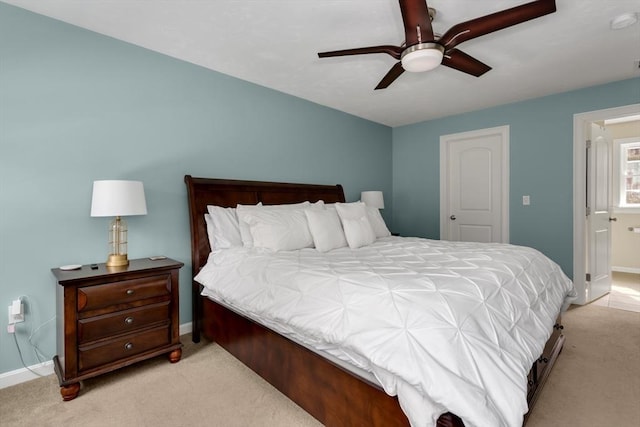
(106, 254), (129, 267)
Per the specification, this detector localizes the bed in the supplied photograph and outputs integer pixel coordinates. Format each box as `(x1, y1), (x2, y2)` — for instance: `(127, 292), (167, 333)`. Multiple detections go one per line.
(184, 175), (573, 427)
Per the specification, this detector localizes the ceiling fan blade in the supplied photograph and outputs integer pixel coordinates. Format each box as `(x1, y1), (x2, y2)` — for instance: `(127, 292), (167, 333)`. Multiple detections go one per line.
(442, 49), (492, 77)
(375, 62), (405, 90)
(318, 45), (403, 60)
(399, 0), (435, 45)
(439, 0), (556, 50)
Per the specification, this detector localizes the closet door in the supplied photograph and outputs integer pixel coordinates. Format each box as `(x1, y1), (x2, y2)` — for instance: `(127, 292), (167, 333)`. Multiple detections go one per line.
(440, 126), (509, 243)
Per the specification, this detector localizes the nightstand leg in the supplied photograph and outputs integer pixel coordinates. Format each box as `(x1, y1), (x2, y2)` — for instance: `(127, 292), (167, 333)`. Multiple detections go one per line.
(60, 382), (80, 401)
(168, 348), (182, 363)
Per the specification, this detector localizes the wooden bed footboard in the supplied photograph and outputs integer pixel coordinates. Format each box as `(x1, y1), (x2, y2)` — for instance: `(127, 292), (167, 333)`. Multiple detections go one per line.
(184, 175), (565, 427)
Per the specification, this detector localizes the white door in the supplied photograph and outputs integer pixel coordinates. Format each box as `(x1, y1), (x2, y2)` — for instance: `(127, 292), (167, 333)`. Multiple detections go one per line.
(573, 104), (639, 305)
(586, 123), (613, 302)
(440, 126), (509, 243)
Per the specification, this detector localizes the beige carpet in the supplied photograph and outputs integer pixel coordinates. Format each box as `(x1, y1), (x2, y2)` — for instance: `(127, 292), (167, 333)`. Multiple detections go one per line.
(1, 304), (638, 427)
(525, 304), (640, 427)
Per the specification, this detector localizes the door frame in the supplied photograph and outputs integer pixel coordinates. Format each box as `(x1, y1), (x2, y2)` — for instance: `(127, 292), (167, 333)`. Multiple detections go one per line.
(440, 125), (510, 242)
(572, 103), (640, 305)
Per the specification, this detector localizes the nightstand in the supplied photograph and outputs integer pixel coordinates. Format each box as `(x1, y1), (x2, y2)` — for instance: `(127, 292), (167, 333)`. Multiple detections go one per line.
(51, 258), (183, 401)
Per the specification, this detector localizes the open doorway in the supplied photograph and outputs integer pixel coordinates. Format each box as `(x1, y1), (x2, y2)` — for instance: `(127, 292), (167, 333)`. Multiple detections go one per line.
(573, 104), (640, 306)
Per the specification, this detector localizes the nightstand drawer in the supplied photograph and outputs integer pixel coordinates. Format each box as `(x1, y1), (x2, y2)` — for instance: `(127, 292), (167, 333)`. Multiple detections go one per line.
(78, 325), (170, 372)
(78, 275), (170, 312)
(78, 302), (170, 343)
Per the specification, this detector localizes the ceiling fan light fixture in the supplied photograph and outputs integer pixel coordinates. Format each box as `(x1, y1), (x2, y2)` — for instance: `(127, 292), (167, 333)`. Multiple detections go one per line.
(401, 43), (444, 72)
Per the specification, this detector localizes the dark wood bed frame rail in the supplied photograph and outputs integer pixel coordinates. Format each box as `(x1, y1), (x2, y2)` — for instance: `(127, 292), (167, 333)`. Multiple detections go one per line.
(184, 175), (563, 427)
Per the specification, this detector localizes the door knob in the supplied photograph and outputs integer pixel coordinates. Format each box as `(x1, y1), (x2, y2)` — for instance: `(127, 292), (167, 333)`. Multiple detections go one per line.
(609, 217), (617, 222)
(450, 215), (456, 220)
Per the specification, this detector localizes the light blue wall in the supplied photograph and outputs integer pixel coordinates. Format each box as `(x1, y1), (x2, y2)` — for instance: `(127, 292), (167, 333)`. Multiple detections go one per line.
(392, 78), (640, 278)
(0, 4), (392, 374)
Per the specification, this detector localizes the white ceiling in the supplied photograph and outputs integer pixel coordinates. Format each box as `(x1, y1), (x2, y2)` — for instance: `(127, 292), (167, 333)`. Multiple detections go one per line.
(4, 0), (640, 127)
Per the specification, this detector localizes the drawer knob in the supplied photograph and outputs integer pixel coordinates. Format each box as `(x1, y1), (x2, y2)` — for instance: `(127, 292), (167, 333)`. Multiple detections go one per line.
(126, 289), (135, 295)
(124, 342), (134, 351)
(124, 317), (134, 325)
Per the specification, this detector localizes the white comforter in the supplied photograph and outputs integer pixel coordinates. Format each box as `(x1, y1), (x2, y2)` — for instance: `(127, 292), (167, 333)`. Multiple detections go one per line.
(195, 236), (575, 427)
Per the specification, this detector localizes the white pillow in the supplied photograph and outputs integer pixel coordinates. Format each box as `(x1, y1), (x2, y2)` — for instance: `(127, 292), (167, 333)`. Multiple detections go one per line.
(243, 208), (313, 251)
(305, 208), (347, 252)
(206, 205), (242, 249)
(365, 206), (391, 238)
(236, 202), (264, 247)
(236, 201), (323, 248)
(334, 202), (376, 249)
(204, 213), (216, 249)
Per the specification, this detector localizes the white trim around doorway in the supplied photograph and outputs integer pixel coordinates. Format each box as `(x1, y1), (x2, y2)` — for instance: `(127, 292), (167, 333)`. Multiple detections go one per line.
(572, 103), (640, 305)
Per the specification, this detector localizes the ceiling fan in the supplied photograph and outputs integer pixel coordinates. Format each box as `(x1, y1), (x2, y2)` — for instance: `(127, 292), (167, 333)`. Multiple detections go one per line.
(318, 0), (557, 89)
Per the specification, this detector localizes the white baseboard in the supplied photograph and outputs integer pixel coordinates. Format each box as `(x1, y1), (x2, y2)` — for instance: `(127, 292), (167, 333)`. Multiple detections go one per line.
(0, 360), (54, 389)
(612, 266), (640, 274)
(179, 321), (193, 336)
(0, 321), (194, 390)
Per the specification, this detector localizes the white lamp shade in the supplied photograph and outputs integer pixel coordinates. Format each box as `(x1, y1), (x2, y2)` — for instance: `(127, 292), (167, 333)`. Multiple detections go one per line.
(361, 191), (384, 209)
(91, 180), (147, 217)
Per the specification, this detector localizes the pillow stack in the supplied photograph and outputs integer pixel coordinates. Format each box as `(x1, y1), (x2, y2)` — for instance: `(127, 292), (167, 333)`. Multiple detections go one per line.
(205, 200), (391, 253)
(237, 201), (323, 251)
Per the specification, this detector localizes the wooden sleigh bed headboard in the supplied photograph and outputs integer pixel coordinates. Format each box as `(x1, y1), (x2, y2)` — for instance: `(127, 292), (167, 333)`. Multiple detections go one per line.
(183, 174), (562, 427)
(184, 175), (345, 278)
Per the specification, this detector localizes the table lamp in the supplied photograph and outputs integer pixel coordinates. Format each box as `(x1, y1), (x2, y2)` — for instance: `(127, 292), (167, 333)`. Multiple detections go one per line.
(90, 180), (147, 267)
(361, 191), (384, 209)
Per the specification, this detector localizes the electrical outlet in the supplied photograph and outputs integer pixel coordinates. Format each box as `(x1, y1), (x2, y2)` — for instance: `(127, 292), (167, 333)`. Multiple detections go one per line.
(522, 195), (530, 206)
(7, 300), (24, 325)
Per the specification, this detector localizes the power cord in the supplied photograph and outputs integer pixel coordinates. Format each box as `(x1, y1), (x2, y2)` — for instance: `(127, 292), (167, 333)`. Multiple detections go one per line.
(12, 332), (47, 377)
(28, 315), (56, 364)
(10, 295), (56, 376)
